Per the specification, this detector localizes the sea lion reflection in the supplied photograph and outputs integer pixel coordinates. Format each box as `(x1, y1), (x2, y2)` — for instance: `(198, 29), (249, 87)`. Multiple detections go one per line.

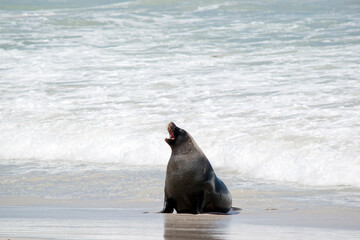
(163, 213), (230, 240)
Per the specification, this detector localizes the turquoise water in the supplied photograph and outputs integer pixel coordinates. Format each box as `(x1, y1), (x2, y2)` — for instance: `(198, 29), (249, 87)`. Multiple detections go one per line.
(0, 0), (360, 203)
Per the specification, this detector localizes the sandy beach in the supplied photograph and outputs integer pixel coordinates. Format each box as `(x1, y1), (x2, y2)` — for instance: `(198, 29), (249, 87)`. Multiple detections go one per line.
(1, 193), (360, 240)
(1, 169), (360, 240)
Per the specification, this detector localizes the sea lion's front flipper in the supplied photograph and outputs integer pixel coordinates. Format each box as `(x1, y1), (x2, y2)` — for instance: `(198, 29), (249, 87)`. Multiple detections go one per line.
(160, 193), (174, 213)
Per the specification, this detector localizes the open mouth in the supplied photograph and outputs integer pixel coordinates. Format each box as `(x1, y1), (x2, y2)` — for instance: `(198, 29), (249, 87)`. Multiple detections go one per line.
(167, 125), (175, 140)
(165, 122), (176, 143)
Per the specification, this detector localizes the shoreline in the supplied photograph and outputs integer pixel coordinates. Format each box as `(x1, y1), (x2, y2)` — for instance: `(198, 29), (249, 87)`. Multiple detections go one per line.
(1, 197), (360, 240)
(0, 202), (359, 230)
(1, 177), (360, 239)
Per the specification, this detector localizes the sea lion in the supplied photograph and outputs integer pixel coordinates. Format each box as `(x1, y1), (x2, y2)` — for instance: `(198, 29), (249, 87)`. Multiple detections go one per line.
(161, 122), (232, 214)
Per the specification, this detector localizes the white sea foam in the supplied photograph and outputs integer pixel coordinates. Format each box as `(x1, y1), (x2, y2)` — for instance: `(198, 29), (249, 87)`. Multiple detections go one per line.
(0, 0), (360, 188)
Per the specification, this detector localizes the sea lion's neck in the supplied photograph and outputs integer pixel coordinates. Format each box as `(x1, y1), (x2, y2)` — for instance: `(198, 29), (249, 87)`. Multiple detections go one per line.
(171, 135), (204, 156)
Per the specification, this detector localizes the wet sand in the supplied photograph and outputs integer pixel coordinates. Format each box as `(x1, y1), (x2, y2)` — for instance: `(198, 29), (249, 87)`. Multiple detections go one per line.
(0, 197), (359, 240)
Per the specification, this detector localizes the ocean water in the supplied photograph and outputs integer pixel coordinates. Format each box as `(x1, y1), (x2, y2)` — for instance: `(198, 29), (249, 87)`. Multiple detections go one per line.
(1, 0), (360, 206)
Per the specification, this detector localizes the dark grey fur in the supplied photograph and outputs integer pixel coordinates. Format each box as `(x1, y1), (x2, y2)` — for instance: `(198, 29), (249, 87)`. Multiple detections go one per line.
(161, 122), (232, 214)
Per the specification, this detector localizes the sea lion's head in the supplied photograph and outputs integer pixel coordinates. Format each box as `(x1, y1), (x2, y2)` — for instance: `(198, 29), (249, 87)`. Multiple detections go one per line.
(165, 122), (204, 155)
(165, 122), (191, 148)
